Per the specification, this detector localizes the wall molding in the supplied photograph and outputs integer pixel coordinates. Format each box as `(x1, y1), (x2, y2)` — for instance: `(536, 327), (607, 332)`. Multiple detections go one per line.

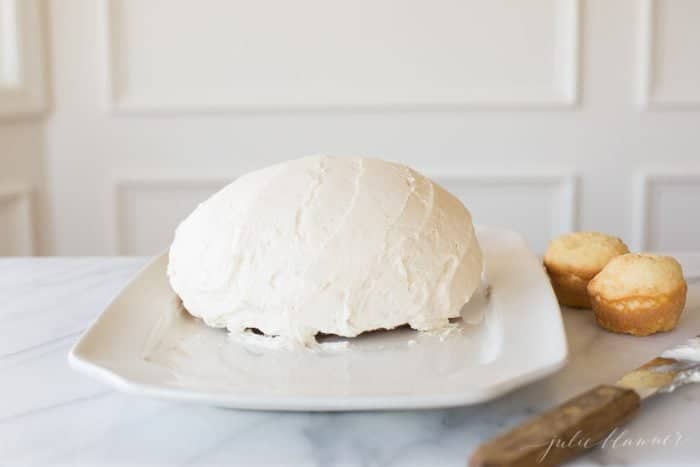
(0, 182), (34, 255)
(103, 0), (580, 113)
(111, 173), (234, 255)
(110, 171), (578, 255)
(638, 0), (700, 109)
(637, 0), (653, 108)
(434, 173), (579, 236)
(0, 0), (46, 118)
(637, 172), (700, 251)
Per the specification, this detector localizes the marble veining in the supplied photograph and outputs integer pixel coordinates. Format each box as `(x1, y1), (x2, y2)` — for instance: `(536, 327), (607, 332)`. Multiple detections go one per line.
(1, 256), (700, 466)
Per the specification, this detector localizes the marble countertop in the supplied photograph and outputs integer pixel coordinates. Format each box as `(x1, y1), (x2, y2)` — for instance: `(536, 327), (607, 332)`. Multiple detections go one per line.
(2, 257), (700, 467)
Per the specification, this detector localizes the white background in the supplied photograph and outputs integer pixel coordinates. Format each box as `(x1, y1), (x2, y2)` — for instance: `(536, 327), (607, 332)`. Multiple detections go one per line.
(1, 0), (699, 256)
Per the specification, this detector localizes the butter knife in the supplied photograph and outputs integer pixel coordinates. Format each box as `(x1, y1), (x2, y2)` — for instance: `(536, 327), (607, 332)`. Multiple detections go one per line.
(469, 335), (700, 467)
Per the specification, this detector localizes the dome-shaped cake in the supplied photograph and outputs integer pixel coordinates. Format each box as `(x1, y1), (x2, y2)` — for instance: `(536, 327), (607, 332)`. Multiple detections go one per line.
(168, 156), (482, 346)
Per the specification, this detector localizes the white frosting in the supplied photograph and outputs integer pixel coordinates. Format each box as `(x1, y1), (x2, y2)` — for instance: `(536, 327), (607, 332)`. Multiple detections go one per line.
(167, 156), (483, 347)
(661, 337), (700, 363)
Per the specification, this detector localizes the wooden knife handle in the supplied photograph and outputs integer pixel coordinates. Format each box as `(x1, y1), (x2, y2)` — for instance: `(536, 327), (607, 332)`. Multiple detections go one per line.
(469, 385), (641, 467)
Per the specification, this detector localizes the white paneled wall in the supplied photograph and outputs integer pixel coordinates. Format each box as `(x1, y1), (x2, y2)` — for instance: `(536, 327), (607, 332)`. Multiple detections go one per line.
(639, 174), (700, 252)
(107, 0), (579, 110)
(111, 173), (577, 255)
(0, 183), (33, 255)
(0, 0), (46, 116)
(640, 0), (700, 107)
(113, 176), (229, 255)
(0, 0), (45, 256)
(1, 0), (699, 256)
(439, 175), (578, 253)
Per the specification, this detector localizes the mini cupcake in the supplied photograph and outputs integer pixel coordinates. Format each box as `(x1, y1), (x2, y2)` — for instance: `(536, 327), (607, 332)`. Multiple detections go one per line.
(587, 253), (687, 336)
(544, 232), (629, 308)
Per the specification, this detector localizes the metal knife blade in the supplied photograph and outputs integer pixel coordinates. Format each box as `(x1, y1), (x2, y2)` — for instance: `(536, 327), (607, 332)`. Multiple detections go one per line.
(616, 335), (700, 399)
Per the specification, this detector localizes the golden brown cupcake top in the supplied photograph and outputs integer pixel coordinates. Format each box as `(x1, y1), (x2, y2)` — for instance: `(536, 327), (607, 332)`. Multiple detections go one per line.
(543, 232), (629, 279)
(588, 253), (686, 301)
